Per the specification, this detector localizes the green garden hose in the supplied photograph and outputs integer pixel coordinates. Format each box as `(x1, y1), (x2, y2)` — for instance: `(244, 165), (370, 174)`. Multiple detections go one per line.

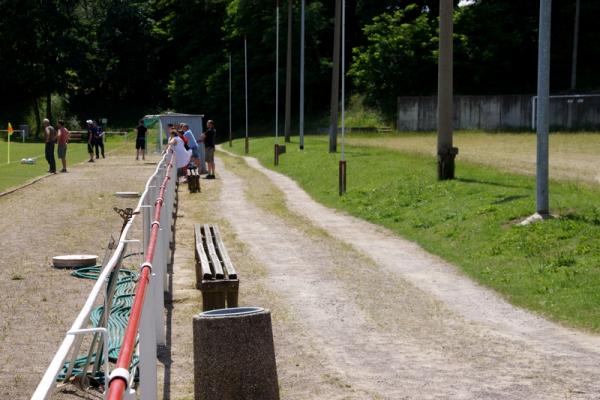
(56, 266), (139, 384)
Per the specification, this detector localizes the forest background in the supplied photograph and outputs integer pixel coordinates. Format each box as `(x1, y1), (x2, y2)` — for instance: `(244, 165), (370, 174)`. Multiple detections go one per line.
(0, 0), (598, 137)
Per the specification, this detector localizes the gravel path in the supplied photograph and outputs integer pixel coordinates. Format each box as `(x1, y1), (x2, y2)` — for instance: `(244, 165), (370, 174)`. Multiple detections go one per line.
(216, 150), (600, 399)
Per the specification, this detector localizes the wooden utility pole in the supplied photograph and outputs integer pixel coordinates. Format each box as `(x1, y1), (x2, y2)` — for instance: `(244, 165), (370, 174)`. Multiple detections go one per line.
(436, 0), (458, 180)
(329, 0), (341, 153)
(284, 0), (293, 143)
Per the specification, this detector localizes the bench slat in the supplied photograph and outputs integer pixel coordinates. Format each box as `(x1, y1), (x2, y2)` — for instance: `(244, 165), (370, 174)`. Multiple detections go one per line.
(203, 224), (224, 279)
(195, 224), (213, 280)
(211, 225), (237, 280)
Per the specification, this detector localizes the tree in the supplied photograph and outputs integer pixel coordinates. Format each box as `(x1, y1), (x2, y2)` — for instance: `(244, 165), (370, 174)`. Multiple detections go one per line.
(349, 5), (438, 118)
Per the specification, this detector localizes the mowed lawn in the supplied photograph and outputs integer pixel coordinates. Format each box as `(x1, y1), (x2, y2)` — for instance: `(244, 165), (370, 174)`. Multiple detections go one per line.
(346, 131), (600, 184)
(0, 135), (129, 193)
(228, 133), (600, 332)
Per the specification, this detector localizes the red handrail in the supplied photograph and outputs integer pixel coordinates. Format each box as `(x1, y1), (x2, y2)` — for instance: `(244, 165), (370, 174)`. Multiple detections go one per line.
(107, 154), (174, 400)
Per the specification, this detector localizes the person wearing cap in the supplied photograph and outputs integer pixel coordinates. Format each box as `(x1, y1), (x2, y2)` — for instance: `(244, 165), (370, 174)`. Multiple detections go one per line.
(86, 119), (96, 162)
(43, 118), (57, 173)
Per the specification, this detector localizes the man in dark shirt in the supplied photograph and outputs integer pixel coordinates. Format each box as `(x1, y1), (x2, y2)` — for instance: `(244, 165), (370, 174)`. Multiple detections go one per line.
(204, 120), (217, 179)
(43, 118), (57, 173)
(86, 119), (97, 162)
(135, 120), (147, 160)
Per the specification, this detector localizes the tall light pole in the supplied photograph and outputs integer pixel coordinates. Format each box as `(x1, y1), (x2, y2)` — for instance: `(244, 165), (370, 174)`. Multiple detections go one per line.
(570, 0), (580, 90)
(244, 35), (249, 154)
(229, 53), (232, 147)
(329, 0), (341, 153)
(299, 0), (305, 150)
(339, 0), (346, 195)
(436, 0), (458, 180)
(275, 1), (280, 165)
(536, 0), (552, 217)
(284, 0), (293, 143)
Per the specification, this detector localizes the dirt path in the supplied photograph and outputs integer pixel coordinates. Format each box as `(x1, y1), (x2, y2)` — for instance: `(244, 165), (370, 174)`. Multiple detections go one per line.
(214, 150), (600, 399)
(5, 143), (600, 399)
(0, 147), (159, 399)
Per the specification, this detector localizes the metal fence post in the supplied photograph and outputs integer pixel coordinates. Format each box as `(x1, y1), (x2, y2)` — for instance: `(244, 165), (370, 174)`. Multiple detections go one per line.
(139, 280), (158, 400)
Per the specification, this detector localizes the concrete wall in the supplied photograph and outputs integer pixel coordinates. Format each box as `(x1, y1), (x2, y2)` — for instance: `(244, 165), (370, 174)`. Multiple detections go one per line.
(397, 95), (600, 131)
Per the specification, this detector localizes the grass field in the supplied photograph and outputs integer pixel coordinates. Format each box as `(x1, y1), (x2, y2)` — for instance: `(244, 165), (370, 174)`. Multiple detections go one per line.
(346, 131), (600, 184)
(228, 134), (600, 332)
(0, 134), (131, 193)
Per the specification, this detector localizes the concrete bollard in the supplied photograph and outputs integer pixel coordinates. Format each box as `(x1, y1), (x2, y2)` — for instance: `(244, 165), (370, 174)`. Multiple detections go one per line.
(193, 307), (279, 400)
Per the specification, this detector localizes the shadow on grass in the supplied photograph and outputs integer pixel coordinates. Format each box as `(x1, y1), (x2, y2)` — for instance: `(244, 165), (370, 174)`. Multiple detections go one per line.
(456, 176), (531, 190)
(492, 195), (529, 205)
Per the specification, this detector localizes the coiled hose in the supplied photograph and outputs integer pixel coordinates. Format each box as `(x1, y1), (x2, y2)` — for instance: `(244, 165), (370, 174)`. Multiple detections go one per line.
(56, 266), (139, 384)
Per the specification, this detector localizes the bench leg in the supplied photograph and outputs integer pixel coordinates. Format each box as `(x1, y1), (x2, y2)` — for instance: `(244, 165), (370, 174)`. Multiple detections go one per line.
(213, 291), (226, 310)
(227, 289), (239, 308)
(202, 292), (216, 312)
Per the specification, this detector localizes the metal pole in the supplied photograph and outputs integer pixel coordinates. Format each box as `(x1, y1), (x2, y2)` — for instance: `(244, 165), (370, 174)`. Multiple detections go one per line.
(536, 0), (552, 216)
(229, 53), (232, 147)
(329, 0), (341, 153)
(299, 0), (305, 150)
(436, 0), (457, 180)
(244, 36), (249, 154)
(341, 0), (345, 163)
(339, 0), (346, 195)
(284, 0), (293, 143)
(276, 1), (279, 145)
(570, 0), (580, 90)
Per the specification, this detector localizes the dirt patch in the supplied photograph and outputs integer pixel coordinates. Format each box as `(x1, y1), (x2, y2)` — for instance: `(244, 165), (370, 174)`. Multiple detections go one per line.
(0, 146), (158, 399)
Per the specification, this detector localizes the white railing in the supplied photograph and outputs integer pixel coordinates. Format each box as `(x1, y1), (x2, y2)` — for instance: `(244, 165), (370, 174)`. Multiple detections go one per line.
(32, 147), (177, 400)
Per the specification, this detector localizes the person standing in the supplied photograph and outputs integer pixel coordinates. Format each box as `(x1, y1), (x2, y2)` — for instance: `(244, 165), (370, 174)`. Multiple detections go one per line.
(182, 123), (200, 169)
(56, 120), (70, 172)
(168, 127), (191, 183)
(135, 119), (147, 160)
(96, 122), (105, 158)
(86, 119), (97, 162)
(204, 120), (217, 179)
(43, 118), (57, 173)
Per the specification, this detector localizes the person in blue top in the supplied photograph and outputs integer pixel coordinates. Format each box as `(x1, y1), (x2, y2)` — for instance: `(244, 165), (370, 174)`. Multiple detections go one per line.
(182, 123), (199, 169)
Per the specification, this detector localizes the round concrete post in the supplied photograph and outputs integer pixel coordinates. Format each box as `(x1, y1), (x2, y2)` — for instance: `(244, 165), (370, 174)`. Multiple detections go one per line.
(193, 307), (279, 400)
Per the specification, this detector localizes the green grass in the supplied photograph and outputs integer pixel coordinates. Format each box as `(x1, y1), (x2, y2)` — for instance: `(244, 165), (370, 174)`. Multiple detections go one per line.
(229, 135), (600, 332)
(0, 134), (129, 193)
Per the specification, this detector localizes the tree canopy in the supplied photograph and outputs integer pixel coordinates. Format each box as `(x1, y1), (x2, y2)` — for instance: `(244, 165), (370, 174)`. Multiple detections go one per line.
(0, 0), (598, 128)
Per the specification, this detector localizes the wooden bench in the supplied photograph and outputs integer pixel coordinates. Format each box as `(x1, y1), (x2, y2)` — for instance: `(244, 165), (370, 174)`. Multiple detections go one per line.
(69, 132), (84, 142)
(187, 166), (200, 193)
(194, 224), (239, 311)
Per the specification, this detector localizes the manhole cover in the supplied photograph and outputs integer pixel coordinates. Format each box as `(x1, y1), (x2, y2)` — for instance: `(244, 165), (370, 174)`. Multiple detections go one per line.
(115, 192), (141, 198)
(52, 254), (98, 269)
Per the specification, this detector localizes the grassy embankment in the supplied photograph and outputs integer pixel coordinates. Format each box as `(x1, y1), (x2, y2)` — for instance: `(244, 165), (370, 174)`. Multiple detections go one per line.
(0, 131), (143, 193)
(227, 133), (600, 332)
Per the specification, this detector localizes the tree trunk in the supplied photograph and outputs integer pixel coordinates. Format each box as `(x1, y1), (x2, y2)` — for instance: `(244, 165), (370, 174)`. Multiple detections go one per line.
(46, 91), (53, 124)
(284, 0), (293, 143)
(329, 0), (341, 153)
(33, 97), (41, 139)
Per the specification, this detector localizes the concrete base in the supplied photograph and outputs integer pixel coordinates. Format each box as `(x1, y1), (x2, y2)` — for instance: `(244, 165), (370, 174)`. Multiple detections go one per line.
(193, 307), (279, 400)
(519, 212), (554, 226)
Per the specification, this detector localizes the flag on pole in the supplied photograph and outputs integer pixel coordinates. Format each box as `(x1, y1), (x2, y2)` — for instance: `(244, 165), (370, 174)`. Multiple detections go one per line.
(7, 122), (13, 164)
